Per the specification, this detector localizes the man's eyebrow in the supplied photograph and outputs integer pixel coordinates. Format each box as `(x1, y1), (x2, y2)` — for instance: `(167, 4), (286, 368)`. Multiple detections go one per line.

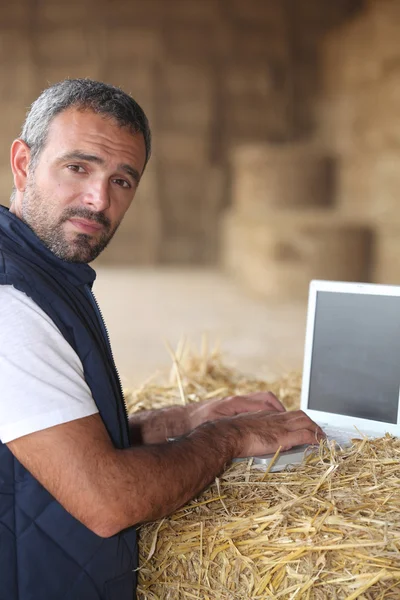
(120, 164), (141, 185)
(58, 151), (104, 165)
(57, 151), (141, 184)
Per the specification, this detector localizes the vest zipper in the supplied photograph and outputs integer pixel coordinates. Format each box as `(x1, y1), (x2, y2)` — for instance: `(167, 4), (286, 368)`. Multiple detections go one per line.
(85, 285), (130, 432)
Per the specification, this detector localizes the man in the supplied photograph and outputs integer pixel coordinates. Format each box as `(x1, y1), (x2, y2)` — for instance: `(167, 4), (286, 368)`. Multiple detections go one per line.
(0, 79), (324, 600)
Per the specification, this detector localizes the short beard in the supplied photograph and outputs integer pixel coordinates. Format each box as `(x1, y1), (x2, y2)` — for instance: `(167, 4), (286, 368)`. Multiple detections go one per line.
(21, 178), (119, 263)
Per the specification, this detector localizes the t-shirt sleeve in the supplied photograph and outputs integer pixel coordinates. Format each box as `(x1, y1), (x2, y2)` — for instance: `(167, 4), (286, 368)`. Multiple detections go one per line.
(0, 285), (99, 443)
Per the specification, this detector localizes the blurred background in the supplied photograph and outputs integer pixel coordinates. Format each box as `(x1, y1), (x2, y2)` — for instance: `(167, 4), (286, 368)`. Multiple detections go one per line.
(1, 0), (399, 386)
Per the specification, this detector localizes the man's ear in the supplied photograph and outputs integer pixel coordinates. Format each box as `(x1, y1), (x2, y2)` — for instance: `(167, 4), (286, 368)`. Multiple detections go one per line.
(10, 139), (31, 194)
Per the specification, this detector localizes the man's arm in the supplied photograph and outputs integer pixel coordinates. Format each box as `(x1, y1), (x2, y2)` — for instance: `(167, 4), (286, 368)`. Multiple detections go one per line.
(7, 409), (324, 538)
(129, 391), (286, 444)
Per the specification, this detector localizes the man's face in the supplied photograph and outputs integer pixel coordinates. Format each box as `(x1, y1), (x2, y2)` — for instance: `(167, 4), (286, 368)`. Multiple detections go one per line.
(14, 108), (146, 263)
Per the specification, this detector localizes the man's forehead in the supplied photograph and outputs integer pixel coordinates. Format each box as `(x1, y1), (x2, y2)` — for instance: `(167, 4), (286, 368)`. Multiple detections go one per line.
(43, 107), (146, 169)
(47, 108), (131, 140)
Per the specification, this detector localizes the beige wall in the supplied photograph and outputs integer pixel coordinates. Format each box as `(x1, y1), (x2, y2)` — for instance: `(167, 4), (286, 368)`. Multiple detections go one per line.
(0, 0), (358, 265)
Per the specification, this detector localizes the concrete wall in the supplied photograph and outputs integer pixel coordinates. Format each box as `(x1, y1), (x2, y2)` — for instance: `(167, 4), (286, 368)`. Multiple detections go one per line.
(0, 0), (357, 265)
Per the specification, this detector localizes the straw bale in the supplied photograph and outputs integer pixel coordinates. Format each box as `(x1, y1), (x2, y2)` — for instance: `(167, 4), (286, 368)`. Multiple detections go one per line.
(0, 28), (34, 66)
(323, 12), (379, 92)
(338, 153), (400, 224)
(321, 1), (400, 93)
(231, 143), (333, 215)
(37, 0), (97, 26)
(100, 0), (166, 26)
(158, 63), (214, 133)
(159, 165), (225, 230)
(155, 131), (211, 165)
(163, 0), (221, 24)
(124, 347), (400, 599)
(345, 80), (400, 154)
(162, 24), (219, 64)
(0, 102), (28, 151)
(158, 161), (227, 263)
(224, 68), (290, 141)
(159, 234), (207, 265)
(220, 210), (372, 300)
(371, 226), (400, 285)
(370, 0), (400, 65)
(35, 27), (101, 67)
(233, 27), (287, 63)
(0, 58), (35, 107)
(228, 0), (285, 26)
(106, 26), (161, 65)
(316, 93), (358, 156)
(0, 0), (29, 27)
(104, 64), (156, 111)
(321, 3), (400, 154)
(364, 77), (400, 152)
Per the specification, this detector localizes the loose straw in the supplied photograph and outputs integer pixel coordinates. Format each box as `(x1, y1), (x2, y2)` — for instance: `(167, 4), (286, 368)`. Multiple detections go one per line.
(123, 344), (400, 599)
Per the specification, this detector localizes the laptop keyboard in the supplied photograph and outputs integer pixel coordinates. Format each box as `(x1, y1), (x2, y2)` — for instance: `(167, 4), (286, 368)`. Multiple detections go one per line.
(320, 424), (366, 445)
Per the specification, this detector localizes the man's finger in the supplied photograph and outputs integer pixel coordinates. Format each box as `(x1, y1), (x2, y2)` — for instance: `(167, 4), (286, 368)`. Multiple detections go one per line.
(277, 409), (321, 426)
(282, 428), (325, 450)
(254, 410), (325, 441)
(281, 413), (325, 437)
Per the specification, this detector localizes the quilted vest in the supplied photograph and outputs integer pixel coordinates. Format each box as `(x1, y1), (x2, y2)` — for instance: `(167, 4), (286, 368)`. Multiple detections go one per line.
(0, 205), (138, 600)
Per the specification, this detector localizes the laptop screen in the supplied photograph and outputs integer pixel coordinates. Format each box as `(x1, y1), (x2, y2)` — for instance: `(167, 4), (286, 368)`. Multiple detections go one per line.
(308, 290), (400, 424)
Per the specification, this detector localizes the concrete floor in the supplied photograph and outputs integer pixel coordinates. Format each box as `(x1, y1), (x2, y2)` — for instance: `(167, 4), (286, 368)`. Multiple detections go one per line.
(93, 268), (308, 389)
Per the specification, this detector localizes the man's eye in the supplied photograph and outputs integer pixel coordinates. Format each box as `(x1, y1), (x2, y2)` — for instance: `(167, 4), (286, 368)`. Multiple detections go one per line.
(67, 165), (85, 173)
(113, 178), (131, 189)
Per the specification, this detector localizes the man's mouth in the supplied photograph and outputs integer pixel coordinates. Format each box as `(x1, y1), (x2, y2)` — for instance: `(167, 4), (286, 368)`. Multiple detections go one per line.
(69, 218), (104, 234)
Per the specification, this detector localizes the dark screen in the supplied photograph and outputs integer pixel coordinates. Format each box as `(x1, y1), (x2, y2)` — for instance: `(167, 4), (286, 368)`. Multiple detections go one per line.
(308, 291), (400, 424)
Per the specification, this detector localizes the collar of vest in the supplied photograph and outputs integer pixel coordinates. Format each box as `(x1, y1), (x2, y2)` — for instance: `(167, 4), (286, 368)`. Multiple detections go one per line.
(0, 205), (97, 288)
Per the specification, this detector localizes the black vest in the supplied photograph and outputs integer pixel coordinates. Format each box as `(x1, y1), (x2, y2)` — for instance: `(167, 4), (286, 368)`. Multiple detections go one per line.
(0, 206), (137, 600)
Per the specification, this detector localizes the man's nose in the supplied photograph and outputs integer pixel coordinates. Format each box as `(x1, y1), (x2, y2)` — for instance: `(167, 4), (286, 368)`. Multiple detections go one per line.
(82, 181), (110, 211)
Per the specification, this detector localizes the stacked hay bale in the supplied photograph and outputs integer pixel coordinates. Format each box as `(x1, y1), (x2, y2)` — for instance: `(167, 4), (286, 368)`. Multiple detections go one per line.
(221, 143), (372, 301)
(318, 1), (400, 286)
(124, 348), (400, 599)
(338, 152), (400, 284)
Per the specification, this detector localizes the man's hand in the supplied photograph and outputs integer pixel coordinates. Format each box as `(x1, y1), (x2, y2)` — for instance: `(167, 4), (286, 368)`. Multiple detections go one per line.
(129, 391), (285, 445)
(187, 391), (285, 430)
(217, 409), (326, 458)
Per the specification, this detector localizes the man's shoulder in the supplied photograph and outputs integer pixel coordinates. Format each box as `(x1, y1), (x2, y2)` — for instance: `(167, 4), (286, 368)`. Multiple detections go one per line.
(0, 283), (44, 307)
(0, 284), (59, 336)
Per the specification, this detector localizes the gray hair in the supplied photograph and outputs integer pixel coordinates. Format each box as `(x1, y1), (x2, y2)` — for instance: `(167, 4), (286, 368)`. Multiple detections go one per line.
(11, 78), (151, 202)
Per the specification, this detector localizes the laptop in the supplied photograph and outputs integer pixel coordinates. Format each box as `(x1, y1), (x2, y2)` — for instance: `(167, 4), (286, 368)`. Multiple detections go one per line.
(253, 279), (400, 471)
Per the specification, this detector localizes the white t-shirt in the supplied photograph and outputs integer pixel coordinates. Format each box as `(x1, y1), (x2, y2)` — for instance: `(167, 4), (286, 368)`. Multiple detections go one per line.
(0, 285), (99, 443)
